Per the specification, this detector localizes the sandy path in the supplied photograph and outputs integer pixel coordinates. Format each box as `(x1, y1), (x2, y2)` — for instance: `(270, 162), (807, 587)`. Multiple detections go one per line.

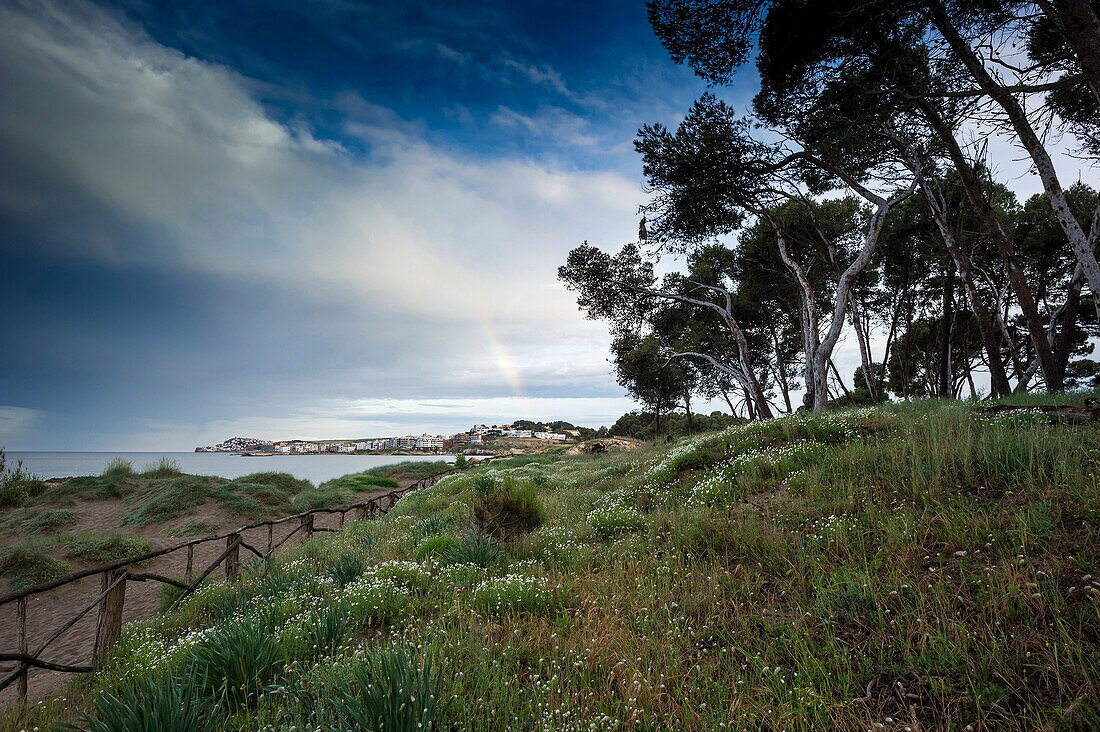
(0, 483), (407, 705)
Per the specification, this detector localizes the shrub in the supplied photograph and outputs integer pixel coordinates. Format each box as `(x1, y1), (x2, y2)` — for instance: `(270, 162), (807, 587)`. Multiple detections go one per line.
(101, 457), (134, 478)
(588, 501), (645, 539)
(439, 533), (500, 567)
(471, 573), (557, 614)
(341, 574), (410, 624)
(365, 460), (450, 480)
(24, 508), (78, 534)
(415, 534), (458, 560)
(0, 449), (44, 509)
(281, 601), (353, 662)
(63, 533), (153, 564)
(329, 552), (367, 587)
(64, 672), (218, 732)
(140, 457), (182, 479)
(215, 472), (305, 518)
(124, 475), (213, 526)
(473, 479), (545, 540)
(410, 513), (455, 541)
(165, 519), (220, 537)
(0, 545), (71, 589)
(332, 650), (449, 732)
(191, 616), (284, 708)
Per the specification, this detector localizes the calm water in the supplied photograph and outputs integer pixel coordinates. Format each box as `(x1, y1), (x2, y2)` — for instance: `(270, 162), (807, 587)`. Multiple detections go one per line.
(7, 452), (455, 484)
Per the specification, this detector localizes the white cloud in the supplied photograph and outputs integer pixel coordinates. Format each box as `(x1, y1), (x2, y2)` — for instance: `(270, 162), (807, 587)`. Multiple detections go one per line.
(0, 0), (644, 414)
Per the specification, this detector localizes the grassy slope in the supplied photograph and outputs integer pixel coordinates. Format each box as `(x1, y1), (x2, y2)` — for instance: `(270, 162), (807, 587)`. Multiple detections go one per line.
(0, 463), (404, 591)
(8, 398), (1100, 731)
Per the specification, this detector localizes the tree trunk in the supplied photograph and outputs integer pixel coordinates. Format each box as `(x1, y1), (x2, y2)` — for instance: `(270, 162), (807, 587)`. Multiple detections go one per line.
(917, 177), (1013, 396)
(940, 257), (955, 398)
(915, 97), (1060, 389)
(930, 0), (1100, 325)
(683, 388), (694, 434)
(829, 358), (853, 399)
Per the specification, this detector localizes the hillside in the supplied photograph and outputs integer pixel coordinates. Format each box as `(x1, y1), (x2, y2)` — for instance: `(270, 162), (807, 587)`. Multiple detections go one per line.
(5, 398), (1100, 730)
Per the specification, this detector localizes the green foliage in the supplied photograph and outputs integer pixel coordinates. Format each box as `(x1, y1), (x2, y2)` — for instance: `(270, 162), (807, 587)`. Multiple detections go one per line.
(124, 475), (214, 525)
(473, 478), (546, 540)
(331, 650), (449, 732)
(471, 573), (558, 614)
(415, 534), (457, 560)
(439, 533), (500, 567)
(328, 552), (367, 587)
(139, 457), (183, 479)
(214, 472), (307, 518)
(64, 672), (218, 732)
(164, 519), (220, 537)
(0, 545), (71, 588)
(0, 448), (45, 509)
(191, 615), (284, 708)
(102, 457), (134, 478)
(454, 452), (467, 468)
(364, 460), (450, 480)
(23, 507), (78, 533)
(63, 532), (152, 564)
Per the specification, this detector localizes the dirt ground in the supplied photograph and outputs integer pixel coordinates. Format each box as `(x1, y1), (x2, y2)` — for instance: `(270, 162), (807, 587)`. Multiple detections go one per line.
(0, 481), (409, 704)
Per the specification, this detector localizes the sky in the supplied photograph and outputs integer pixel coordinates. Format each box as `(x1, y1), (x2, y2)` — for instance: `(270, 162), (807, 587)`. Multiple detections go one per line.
(0, 0), (1090, 450)
(0, 0), (730, 449)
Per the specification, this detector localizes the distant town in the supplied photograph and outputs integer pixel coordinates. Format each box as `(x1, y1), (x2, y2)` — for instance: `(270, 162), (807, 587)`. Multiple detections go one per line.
(195, 421), (588, 455)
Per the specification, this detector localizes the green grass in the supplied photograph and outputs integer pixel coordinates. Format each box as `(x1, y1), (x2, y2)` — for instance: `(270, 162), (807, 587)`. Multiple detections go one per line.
(165, 519), (220, 537)
(0, 544), (72, 589)
(62, 532), (153, 564)
(364, 460), (451, 480)
(10, 397), (1100, 730)
(23, 507), (79, 534)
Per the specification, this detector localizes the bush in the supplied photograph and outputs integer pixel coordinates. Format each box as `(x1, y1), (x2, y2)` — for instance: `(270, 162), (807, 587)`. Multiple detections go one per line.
(64, 672), (218, 732)
(280, 601), (353, 662)
(473, 479), (545, 540)
(0, 449), (44, 509)
(365, 460), (450, 481)
(191, 616), (284, 708)
(140, 457), (182, 479)
(439, 533), (500, 567)
(24, 508), (78, 533)
(124, 475), (213, 526)
(102, 457), (134, 478)
(165, 519), (220, 537)
(471, 573), (557, 614)
(0, 546), (71, 589)
(63, 533), (153, 564)
(415, 534), (458, 560)
(329, 552), (367, 587)
(332, 650), (449, 732)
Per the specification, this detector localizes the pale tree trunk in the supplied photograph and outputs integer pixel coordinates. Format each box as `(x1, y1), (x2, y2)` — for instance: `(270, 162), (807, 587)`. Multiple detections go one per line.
(631, 281), (774, 419)
(806, 180), (917, 410)
(930, 1), (1100, 328)
(916, 175), (1013, 396)
(915, 97), (1061, 388)
(773, 230), (822, 408)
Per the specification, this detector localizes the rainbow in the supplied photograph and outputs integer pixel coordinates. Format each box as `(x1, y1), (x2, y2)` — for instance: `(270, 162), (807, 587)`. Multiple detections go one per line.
(480, 323), (523, 397)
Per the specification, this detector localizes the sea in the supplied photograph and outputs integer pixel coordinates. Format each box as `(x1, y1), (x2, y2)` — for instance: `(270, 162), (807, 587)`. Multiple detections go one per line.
(5, 452), (456, 485)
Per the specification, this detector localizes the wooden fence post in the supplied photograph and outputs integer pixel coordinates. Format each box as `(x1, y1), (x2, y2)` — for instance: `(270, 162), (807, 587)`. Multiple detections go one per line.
(355, 505), (367, 520)
(186, 545), (194, 586)
(338, 510), (345, 530)
(267, 523), (274, 554)
(225, 534), (240, 582)
(93, 569), (126, 667)
(301, 514), (314, 540)
(16, 596), (27, 702)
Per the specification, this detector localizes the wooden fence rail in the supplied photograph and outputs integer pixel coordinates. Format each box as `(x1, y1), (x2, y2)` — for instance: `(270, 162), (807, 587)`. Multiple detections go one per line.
(0, 462), (474, 703)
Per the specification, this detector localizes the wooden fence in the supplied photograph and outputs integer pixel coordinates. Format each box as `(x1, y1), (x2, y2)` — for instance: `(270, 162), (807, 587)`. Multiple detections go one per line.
(0, 464), (466, 703)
